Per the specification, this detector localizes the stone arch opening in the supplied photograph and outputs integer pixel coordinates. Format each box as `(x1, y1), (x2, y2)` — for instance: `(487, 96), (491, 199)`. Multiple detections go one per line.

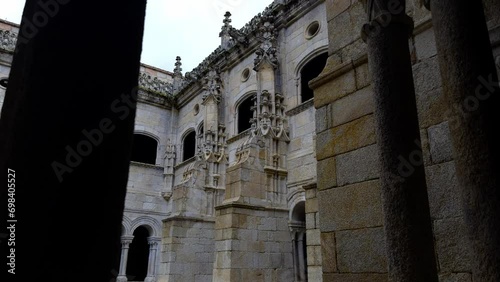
(290, 201), (308, 282)
(237, 95), (254, 133)
(131, 134), (158, 164)
(182, 130), (196, 161)
(300, 52), (328, 103)
(126, 226), (150, 281)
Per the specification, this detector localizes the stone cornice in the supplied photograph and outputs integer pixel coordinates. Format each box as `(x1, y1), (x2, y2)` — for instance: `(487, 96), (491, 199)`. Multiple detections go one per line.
(123, 208), (170, 217)
(215, 201), (289, 212)
(309, 54), (368, 91)
(286, 99), (314, 116)
(137, 88), (174, 109)
(226, 128), (251, 144)
(130, 161), (164, 170)
(162, 214), (216, 223)
(174, 156), (196, 170)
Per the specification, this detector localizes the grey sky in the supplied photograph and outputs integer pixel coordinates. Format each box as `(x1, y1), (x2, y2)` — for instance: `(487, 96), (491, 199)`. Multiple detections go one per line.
(0, 0), (272, 73)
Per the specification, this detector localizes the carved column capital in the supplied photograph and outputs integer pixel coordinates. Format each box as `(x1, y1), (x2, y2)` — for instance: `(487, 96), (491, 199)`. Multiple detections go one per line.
(120, 235), (134, 247)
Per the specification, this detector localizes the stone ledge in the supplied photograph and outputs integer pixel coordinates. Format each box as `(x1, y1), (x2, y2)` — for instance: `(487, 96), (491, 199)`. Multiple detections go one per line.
(286, 99), (314, 116)
(174, 156), (196, 170)
(130, 161), (164, 170)
(163, 214), (216, 223)
(227, 128), (251, 144)
(215, 201), (288, 213)
(309, 54), (368, 91)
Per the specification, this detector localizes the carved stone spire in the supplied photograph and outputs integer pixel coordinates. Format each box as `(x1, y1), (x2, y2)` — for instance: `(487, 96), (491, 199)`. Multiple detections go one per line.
(220, 11), (233, 50)
(254, 11), (279, 70)
(174, 56), (182, 77)
(173, 56), (183, 92)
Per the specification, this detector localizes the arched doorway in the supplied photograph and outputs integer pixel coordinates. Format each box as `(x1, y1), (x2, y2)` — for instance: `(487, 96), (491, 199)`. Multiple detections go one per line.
(290, 201), (308, 282)
(126, 226), (150, 281)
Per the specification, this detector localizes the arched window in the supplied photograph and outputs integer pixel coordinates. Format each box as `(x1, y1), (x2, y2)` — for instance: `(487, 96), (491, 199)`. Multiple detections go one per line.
(300, 52), (328, 103)
(182, 130), (196, 161)
(131, 134), (157, 164)
(237, 95), (254, 133)
(126, 226), (150, 281)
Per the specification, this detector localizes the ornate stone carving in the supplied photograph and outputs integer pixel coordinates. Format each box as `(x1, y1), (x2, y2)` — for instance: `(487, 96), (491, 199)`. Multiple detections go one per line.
(164, 139), (176, 160)
(138, 72), (174, 96)
(254, 10), (279, 70)
(0, 30), (17, 52)
(202, 68), (223, 103)
(251, 90), (289, 141)
(174, 56), (183, 78)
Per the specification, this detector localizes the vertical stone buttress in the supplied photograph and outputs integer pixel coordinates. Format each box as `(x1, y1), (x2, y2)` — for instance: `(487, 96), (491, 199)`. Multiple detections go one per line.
(160, 63), (227, 282)
(362, 0), (439, 281)
(428, 1), (500, 280)
(213, 9), (293, 281)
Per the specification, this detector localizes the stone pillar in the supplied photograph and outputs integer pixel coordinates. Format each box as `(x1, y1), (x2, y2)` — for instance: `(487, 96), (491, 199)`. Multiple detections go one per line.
(291, 231), (299, 280)
(117, 236), (134, 282)
(0, 0), (147, 281)
(144, 238), (159, 282)
(297, 231), (307, 282)
(428, 1), (500, 280)
(362, 0), (438, 281)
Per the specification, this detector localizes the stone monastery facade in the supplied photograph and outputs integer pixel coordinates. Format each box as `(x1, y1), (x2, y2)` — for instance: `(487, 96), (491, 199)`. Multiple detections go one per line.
(2, 0), (500, 281)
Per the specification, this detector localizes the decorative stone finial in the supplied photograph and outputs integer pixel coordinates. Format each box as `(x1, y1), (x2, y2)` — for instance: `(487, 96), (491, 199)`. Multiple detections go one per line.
(223, 12), (232, 28)
(220, 12), (233, 50)
(174, 56), (182, 76)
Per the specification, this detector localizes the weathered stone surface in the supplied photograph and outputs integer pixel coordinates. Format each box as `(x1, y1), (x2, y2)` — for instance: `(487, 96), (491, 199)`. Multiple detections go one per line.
(306, 229), (321, 246)
(317, 156), (337, 191)
(335, 144), (380, 186)
(438, 273), (472, 282)
(307, 245), (323, 266)
(315, 104), (332, 134)
(434, 217), (472, 272)
(314, 68), (357, 109)
(320, 232), (337, 273)
(336, 227), (387, 273)
(413, 56), (442, 96)
(316, 115), (376, 160)
(323, 273), (388, 282)
(331, 86), (374, 127)
(307, 266), (323, 282)
(415, 87), (448, 129)
(425, 161), (462, 219)
(318, 180), (383, 231)
(414, 27), (438, 60)
(326, 0), (350, 21)
(427, 121), (454, 164)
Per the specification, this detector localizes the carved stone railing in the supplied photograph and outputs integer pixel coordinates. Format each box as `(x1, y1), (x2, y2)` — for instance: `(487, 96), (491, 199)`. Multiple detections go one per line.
(0, 30), (17, 52)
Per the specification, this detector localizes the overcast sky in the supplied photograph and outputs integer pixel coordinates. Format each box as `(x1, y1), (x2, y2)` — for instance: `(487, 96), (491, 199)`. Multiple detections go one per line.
(0, 0), (272, 72)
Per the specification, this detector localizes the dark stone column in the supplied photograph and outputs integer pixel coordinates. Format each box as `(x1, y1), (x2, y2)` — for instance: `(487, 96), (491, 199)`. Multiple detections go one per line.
(362, 1), (438, 281)
(429, 1), (500, 280)
(0, 0), (147, 281)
